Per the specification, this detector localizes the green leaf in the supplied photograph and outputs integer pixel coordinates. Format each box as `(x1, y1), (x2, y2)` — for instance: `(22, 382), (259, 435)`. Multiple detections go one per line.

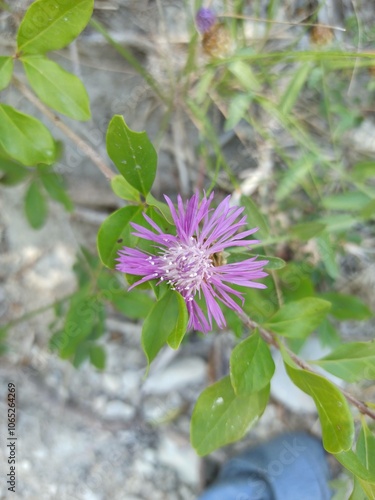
(72, 342), (90, 367)
(110, 174), (140, 202)
(335, 450), (375, 490)
(191, 376), (269, 456)
(22, 55), (91, 120)
(311, 341), (375, 382)
(17, 0), (94, 54)
(24, 179), (48, 229)
(283, 351), (354, 453)
(361, 199), (375, 220)
(167, 293), (188, 350)
(264, 297), (331, 338)
(40, 171), (73, 211)
(97, 205), (143, 269)
(349, 478), (369, 500)
(228, 61), (261, 92)
(279, 63), (312, 114)
(279, 262), (315, 303)
(106, 115), (157, 196)
(0, 327), (8, 356)
(227, 252), (285, 270)
(290, 221), (326, 241)
(316, 319), (341, 349)
(59, 294), (104, 359)
(89, 345), (106, 370)
(0, 158), (29, 186)
(0, 56), (13, 91)
(320, 292), (372, 321)
(322, 192), (372, 212)
(357, 421), (375, 475)
(111, 290), (154, 320)
(225, 94), (252, 130)
(142, 291), (188, 365)
(0, 104), (56, 166)
(352, 161), (375, 182)
(230, 330), (275, 395)
(145, 192), (174, 224)
(276, 155), (314, 201)
(194, 68), (215, 104)
(240, 195), (269, 240)
(316, 233), (339, 279)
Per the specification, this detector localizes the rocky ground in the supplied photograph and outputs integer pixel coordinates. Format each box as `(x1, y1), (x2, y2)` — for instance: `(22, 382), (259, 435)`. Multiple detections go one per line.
(1, 1), (375, 499)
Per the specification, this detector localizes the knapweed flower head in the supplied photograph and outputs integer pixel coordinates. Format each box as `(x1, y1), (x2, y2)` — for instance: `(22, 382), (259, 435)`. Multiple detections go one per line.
(116, 193), (268, 333)
(195, 7), (217, 34)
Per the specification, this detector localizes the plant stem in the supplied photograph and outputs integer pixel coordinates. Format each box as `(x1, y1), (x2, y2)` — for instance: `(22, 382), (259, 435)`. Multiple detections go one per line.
(12, 76), (115, 181)
(2, 293), (74, 331)
(241, 313), (375, 421)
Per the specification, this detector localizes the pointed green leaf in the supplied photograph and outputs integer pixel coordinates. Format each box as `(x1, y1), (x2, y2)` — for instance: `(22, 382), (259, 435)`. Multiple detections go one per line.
(145, 192), (174, 224)
(283, 350), (354, 453)
(59, 294), (105, 359)
(357, 421), (375, 475)
(167, 293), (188, 350)
(322, 192), (372, 212)
(110, 290), (154, 320)
(227, 252), (285, 270)
(142, 291), (188, 365)
(320, 292), (372, 321)
(0, 104), (56, 165)
(191, 376), (269, 456)
(290, 221), (325, 241)
(335, 450), (375, 494)
(225, 94), (252, 130)
(40, 171), (73, 211)
(17, 0), (94, 54)
(228, 61), (261, 92)
(312, 342), (375, 382)
(279, 63), (311, 114)
(352, 161), (375, 182)
(316, 233), (339, 279)
(22, 56), (90, 120)
(349, 478), (368, 500)
(89, 345), (106, 370)
(230, 330), (275, 395)
(264, 298), (331, 338)
(276, 154), (314, 201)
(97, 205), (143, 269)
(24, 179), (48, 229)
(111, 174), (140, 202)
(106, 115), (157, 196)
(72, 342), (90, 368)
(0, 158), (29, 186)
(0, 56), (13, 91)
(240, 195), (269, 240)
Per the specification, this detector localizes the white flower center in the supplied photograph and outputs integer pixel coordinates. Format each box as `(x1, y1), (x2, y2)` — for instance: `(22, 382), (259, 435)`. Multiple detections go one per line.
(158, 241), (214, 297)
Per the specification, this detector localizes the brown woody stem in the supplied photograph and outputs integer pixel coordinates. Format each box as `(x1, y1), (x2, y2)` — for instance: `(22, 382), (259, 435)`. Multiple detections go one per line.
(240, 312), (375, 420)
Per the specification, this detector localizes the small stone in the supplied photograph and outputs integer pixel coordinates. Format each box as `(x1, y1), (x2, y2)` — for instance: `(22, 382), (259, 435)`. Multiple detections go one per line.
(142, 357), (206, 395)
(103, 400), (136, 421)
(158, 434), (200, 485)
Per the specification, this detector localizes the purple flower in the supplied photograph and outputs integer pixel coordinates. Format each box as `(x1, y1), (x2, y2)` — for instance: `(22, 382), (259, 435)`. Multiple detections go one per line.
(116, 193), (268, 333)
(195, 7), (217, 33)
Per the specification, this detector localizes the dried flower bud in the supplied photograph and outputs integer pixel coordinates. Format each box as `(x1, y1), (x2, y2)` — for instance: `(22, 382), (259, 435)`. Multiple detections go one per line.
(196, 7), (217, 34)
(202, 23), (232, 58)
(310, 25), (333, 46)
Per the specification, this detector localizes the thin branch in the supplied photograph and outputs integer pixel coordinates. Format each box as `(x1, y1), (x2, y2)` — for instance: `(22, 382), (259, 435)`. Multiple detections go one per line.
(240, 312), (375, 421)
(221, 13), (346, 32)
(12, 76), (115, 181)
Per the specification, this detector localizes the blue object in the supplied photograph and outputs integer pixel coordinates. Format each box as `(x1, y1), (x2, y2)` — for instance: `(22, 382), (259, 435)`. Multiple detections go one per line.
(197, 432), (331, 500)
